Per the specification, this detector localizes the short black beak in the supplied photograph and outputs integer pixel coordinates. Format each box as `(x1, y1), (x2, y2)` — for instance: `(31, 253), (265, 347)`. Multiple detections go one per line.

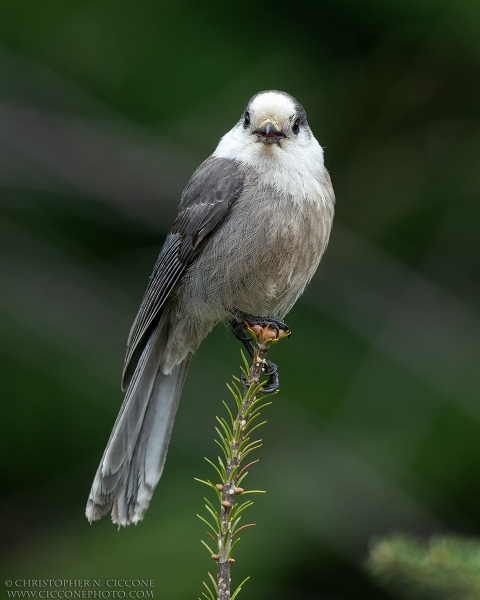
(253, 121), (286, 143)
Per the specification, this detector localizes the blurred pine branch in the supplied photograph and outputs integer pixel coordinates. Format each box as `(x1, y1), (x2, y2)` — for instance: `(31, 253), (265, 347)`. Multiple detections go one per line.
(367, 533), (480, 600)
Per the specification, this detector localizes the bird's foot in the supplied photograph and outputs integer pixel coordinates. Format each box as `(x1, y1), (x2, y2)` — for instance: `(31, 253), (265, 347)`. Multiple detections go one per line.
(230, 310), (290, 393)
(239, 360), (279, 394)
(231, 310), (291, 340)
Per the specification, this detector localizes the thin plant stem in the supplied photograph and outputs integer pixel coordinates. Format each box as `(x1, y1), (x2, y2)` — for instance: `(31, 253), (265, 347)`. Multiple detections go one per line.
(197, 323), (290, 600)
(216, 344), (269, 599)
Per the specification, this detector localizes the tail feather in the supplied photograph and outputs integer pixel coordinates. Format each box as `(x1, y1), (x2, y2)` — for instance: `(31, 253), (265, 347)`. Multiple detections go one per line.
(86, 317), (190, 525)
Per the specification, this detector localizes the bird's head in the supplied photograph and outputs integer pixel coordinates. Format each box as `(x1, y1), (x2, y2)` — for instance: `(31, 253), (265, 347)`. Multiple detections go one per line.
(213, 90), (323, 174)
(239, 90), (310, 147)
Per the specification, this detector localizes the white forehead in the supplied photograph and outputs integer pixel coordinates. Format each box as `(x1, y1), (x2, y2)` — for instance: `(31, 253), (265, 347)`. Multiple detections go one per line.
(249, 92), (296, 119)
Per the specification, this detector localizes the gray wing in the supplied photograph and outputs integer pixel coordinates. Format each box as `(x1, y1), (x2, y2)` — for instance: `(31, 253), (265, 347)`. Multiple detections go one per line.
(122, 156), (245, 389)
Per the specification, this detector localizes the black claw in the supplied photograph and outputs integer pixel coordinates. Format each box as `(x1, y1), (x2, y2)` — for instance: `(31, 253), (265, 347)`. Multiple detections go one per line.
(230, 310), (287, 394)
(266, 361), (278, 376)
(239, 360), (279, 394)
(262, 361), (280, 393)
(230, 319), (255, 358)
(231, 310), (290, 336)
(230, 321), (252, 343)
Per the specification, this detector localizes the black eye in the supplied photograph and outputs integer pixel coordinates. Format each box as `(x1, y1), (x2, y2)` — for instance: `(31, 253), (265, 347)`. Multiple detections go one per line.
(292, 118), (300, 134)
(243, 111), (250, 128)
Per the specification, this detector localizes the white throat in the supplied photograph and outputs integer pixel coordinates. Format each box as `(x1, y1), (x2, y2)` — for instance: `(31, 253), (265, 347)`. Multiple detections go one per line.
(213, 125), (326, 204)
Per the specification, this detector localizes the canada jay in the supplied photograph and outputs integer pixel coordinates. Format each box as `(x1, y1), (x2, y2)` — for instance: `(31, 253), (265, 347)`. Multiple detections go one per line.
(86, 90), (335, 525)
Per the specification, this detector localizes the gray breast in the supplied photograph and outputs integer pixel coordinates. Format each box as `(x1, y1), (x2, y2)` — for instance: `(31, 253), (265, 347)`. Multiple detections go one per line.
(180, 178), (333, 320)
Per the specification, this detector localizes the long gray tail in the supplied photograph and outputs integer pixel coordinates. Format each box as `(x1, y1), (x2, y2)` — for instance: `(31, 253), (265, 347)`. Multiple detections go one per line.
(86, 318), (190, 525)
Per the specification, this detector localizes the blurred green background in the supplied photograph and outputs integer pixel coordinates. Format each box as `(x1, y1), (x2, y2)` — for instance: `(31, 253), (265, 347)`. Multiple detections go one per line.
(1, 1), (479, 598)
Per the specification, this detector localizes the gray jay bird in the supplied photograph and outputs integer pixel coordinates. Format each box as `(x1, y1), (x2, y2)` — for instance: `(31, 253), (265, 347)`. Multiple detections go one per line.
(86, 90), (335, 525)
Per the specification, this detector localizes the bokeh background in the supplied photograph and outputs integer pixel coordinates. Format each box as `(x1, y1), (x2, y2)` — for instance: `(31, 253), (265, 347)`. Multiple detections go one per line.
(1, 1), (479, 599)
